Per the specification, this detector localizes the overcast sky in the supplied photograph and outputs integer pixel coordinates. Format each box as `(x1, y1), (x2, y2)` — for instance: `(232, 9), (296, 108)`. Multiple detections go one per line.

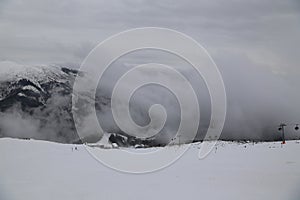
(0, 0), (299, 76)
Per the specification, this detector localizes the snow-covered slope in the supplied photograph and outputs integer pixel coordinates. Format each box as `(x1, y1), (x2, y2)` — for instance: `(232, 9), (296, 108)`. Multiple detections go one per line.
(1, 138), (300, 200)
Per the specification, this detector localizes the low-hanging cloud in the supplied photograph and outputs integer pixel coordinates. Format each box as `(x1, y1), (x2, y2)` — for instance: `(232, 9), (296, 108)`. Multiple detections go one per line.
(0, 58), (299, 143)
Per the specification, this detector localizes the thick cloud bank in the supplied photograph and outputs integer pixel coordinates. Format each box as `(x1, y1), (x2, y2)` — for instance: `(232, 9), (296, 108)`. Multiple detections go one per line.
(0, 60), (299, 144)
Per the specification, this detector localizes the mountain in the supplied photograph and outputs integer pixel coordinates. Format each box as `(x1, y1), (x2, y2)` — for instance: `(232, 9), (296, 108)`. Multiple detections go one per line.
(0, 62), (156, 146)
(0, 62), (82, 143)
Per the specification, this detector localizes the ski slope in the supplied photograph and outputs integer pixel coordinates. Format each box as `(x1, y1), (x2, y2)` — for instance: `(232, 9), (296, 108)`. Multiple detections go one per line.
(1, 138), (300, 200)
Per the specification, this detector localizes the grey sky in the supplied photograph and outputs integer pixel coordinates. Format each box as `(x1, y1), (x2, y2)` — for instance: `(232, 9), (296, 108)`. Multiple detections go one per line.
(0, 0), (299, 76)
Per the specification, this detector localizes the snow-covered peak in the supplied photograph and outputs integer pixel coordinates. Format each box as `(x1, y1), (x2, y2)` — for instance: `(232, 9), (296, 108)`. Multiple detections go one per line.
(0, 62), (79, 101)
(0, 61), (75, 85)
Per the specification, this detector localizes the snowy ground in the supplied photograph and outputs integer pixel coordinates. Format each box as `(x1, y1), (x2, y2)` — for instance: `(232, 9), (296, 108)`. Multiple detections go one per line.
(1, 138), (300, 200)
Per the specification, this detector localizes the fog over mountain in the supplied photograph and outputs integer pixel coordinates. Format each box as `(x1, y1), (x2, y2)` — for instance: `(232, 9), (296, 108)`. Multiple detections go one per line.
(0, 59), (299, 144)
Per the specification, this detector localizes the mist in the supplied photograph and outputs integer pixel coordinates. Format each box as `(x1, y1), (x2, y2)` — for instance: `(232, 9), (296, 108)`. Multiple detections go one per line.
(93, 49), (300, 142)
(0, 47), (300, 144)
(0, 0), (300, 143)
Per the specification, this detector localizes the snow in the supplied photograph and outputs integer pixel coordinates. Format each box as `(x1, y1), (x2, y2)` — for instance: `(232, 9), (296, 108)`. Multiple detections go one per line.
(1, 138), (300, 200)
(17, 93), (26, 97)
(22, 85), (40, 93)
(0, 61), (70, 90)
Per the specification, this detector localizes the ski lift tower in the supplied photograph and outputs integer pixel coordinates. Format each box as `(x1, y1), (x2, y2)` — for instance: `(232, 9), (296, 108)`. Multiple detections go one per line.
(278, 123), (287, 144)
(277, 123), (299, 144)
